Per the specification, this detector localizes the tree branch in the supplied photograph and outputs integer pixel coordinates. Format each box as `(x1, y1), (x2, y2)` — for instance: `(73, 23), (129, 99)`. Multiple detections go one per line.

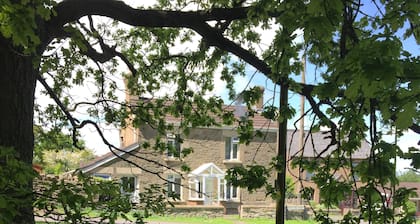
(47, 0), (251, 35)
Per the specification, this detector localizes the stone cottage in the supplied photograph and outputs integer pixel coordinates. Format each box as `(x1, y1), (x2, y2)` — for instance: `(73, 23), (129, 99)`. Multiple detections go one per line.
(79, 94), (371, 216)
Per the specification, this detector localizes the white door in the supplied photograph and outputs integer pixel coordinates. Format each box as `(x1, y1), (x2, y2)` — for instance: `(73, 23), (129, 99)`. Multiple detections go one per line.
(204, 176), (216, 205)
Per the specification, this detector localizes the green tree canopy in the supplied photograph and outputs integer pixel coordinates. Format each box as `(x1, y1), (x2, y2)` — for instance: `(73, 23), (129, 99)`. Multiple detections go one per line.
(33, 125), (95, 174)
(0, 0), (419, 223)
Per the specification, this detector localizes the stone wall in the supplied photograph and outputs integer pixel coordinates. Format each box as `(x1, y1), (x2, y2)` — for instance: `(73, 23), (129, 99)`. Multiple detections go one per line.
(161, 204), (312, 220)
(241, 205), (311, 220)
(165, 206), (225, 217)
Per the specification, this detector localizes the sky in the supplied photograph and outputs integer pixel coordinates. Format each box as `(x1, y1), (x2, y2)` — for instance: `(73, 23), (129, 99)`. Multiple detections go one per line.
(36, 0), (419, 173)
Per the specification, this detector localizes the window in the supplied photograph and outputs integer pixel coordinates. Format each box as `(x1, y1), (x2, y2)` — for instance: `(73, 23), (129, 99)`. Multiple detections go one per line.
(167, 134), (181, 158)
(167, 174), (182, 199)
(189, 178), (203, 200)
(301, 187), (315, 201)
(226, 181), (238, 200)
(219, 179), (238, 200)
(120, 176), (136, 194)
(225, 137), (239, 160)
(351, 162), (360, 181)
(305, 171), (314, 181)
(94, 174), (112, 202)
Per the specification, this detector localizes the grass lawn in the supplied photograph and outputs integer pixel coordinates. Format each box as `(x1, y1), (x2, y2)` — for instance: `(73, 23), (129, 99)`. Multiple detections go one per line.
(145, 215), (317, 224)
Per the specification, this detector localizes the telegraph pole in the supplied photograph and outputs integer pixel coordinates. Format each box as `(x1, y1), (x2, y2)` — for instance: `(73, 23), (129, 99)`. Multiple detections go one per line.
(299, 54), (306, 149)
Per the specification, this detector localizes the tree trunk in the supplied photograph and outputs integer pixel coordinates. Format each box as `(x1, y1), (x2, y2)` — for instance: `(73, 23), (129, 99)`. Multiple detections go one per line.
(276, 83), (288, 224)
(0, 36), (37, 224)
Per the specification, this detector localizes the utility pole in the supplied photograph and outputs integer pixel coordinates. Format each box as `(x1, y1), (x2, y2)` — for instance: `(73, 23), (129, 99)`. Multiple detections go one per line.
(276, 82), (288, 224)
(299, 54), (306, 150)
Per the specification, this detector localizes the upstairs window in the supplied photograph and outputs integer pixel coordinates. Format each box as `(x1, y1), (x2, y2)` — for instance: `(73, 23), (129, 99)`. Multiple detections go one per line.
(225, 137), (239, 160)
(167, 134), (181, 158)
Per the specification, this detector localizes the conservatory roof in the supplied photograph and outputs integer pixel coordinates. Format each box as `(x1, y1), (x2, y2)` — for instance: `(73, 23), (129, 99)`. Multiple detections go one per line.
(189, 162), (225, 177)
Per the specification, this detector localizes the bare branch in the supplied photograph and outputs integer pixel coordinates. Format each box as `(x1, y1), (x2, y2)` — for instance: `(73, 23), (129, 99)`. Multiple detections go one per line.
(36, 73), (83, 149)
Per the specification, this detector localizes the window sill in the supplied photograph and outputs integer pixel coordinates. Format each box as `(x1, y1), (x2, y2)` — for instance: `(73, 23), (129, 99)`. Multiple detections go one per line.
(223, 160), (242, 164)
(165, 157), (182, 162)
(220, 198), (240, 202)
(188, 198), (204, 201)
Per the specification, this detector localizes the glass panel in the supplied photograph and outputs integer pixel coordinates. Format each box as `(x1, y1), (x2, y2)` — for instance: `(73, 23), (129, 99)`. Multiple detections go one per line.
(232, 143), (238, 159)
(219, 180), (225, 199)
(225, 137), (231, 159)
(198, 180), (203, 198)
(189, 182), (197, 198)
(168, 175), (181, 197)
(232, 185), (237, 198)
(174, 177), (181, 195)
(226, 182), (231, 199)
(305, 171), (314, 181)
(167, 139), (175, 157)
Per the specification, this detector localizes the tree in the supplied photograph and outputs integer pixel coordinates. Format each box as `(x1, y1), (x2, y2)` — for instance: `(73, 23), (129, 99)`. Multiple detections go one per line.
(398, 170), (420, 182)
(33, 126), (95, 174)
(0, 0), (419, 223)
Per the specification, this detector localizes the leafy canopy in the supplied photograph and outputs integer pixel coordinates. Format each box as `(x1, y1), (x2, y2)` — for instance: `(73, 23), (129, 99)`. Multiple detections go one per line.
(1, 0), (419, 223)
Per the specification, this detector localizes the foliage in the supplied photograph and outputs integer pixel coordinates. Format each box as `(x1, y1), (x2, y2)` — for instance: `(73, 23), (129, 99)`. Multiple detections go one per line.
(0, 0), (55, 52)
(0, 147), (36, 224)
(33, 125), (94, 174)
(1, 0), (420, 223)
(40, 149), (95, 174)
(34, 173), (131, 223)
(34, 173), (170, 224)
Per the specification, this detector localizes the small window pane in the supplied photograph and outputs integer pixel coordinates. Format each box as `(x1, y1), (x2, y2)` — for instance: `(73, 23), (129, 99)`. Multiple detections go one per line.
(232, 185), (237, 198)
(232, 144), (238, 159)
(225, 138), (231, 159)
(167, 135), (181, 158)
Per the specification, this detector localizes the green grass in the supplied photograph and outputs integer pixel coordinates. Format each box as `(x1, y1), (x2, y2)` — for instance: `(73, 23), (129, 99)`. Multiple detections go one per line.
(145, 215), (317, 224)
(146, 216), (234, 224)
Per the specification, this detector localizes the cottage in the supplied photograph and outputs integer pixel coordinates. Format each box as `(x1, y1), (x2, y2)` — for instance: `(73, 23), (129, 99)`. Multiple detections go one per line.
(79, 86), (374, 216)
(79, 101), (372, 217)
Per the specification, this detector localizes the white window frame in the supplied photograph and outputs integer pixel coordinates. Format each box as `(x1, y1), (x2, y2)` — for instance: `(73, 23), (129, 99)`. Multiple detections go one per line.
(225, 181), (238, 200)
(218, 179), (239, 201)
(120, 176), (137, 195)
(225, 137), (239, 160)
(188, 177), (203, 200)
